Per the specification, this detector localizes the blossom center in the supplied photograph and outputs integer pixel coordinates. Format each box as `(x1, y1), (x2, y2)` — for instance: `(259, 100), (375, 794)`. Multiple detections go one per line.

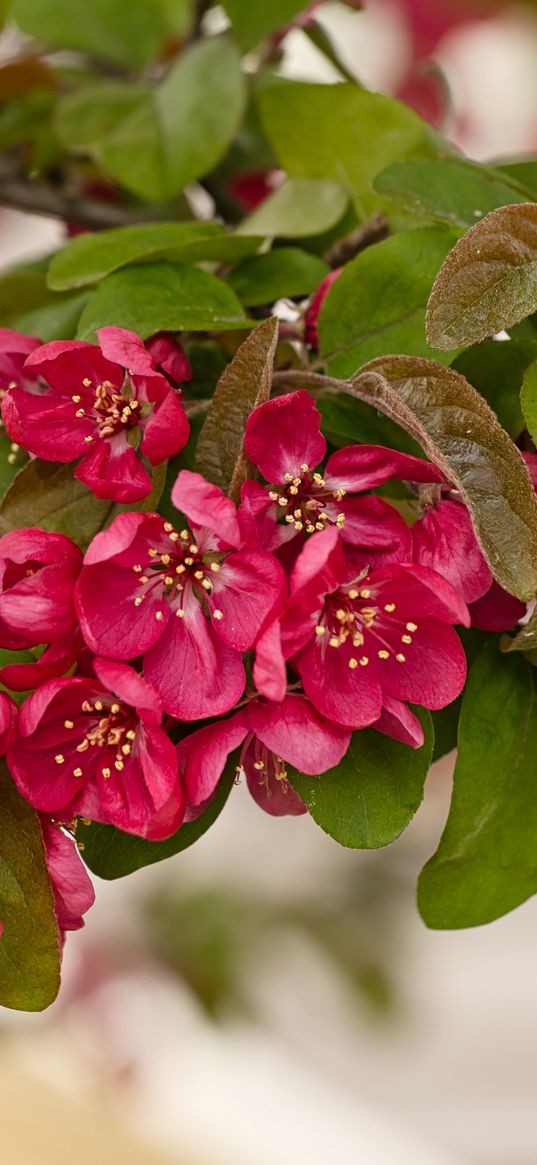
(73, 378), (141, 438)
(315, 584), (418, 668)
(237, 733), (291, 798)
(131, 522), (223, 620)
(55, 695), (137, 779)
(268, 467), (346, 534)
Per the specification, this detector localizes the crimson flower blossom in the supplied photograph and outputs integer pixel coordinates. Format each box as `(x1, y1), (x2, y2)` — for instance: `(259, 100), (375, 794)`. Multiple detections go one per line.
(145, 331), (192, 388)
(7, 657), (184, 839)
(75, 470), (287, 720)
(240, 390), (442, 567)
(2, 326), (190, 503)
(179, 692), (350, 818)
(0, 528), (84, 690)
(278, 528), (469, 737)
(0, 327), (41, 394)
(304, 268), (342, 349)
(40, 817), (95, 943)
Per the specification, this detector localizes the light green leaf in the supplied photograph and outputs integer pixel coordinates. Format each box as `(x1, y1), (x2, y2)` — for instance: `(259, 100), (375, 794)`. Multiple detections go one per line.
(76, 261), (248, 340)
(319, 226), (458, 377)
(427, 203), (537, 349)
(12, 0), (166, 68)
(227, 247), (328, 306)
(350, 356), (537, 600)
(223, 0), (307, 51)
(289, 711), (433, 848)
(237, 178), (347, 238)
(257, 78), (444, 217)
(0, 765), (61, 1010)
(418, 643), (537, 928)
(48, 223), (263, 292)
(374, 157), (532, 229)
(14, 291), (91, 341)
(521, 356), (537, 445)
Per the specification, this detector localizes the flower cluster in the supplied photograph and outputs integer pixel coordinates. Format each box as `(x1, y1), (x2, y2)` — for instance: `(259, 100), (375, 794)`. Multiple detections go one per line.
(0, 331), (526, 953)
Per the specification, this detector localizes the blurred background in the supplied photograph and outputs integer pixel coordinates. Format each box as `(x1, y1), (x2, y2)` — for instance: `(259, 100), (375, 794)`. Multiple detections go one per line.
(2, 2), (537, 1163)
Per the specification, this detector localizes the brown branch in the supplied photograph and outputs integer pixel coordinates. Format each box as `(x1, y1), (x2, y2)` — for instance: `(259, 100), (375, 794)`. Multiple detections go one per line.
(324, 212), (389, 269)
(0, 155), (156, 229)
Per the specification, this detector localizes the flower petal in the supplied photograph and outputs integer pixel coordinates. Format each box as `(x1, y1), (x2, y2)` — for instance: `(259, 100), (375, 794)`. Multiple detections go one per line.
(296, 635), (383, 728)
(253, 620), (287, 703)
(92, 657), (162, 726)
(373, 696), (425, 748)
(209, 550), (286, 651)
(469, 580), (526, 631)
(75, 438), (153, 502)
(247, 693), (351, 774)
(25, 340), (122, 395)
(172, 470), (242, 549)
(3, 388), (94, 460)
(141, 390), (189, 464)
(144, 597), (245, 720)
(244, 391), (326, 482)
(379, 617), (467, 709)
(178, 712), (248, 804)
(325, 446), (444, 492)
(412, 500), (492, 604)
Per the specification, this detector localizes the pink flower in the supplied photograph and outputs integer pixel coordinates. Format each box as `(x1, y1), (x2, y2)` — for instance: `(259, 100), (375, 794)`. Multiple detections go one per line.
(75, 471), (287, 720)
(145, 332), (192, 387)
(280, 528), (469, 733)
(0, 691), (17, 753)
(40, 816), (95, 941)
(179, 691), (351, 818)
(304, 268), (342, 349)
(0, 328), (41, 394)
(2, 326), (190, 503)
(241, 390), (442, 566)
(7, 657), (183, 838)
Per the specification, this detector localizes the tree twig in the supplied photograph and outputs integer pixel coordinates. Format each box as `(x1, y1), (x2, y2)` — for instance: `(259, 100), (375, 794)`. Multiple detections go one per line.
(0, 155), (155, 229)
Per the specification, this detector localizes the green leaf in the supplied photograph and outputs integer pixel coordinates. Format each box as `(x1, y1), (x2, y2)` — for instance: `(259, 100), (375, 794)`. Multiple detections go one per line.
(13, 290), (91, 341)
(196, 316), (279, 500)
(373, 157), (532, 229)
(257, 78), (444, 218)
(48, 223), (262, 292)
(452, 338), (534, 438)
(82, 764), (236, 879)
(12, 0), (167, 67)
(289, 711), (433, 848)
(418, 643), (537, 928)
(237, 178), (347, 238)
(0, 765), (61, 1010)
(223, 0), (307, 51)
(58, 38), (246, 202)
(56, 82), (148, 154)
(520, 356), (537, 445)
(319, 227), (458, 377)
(350, 356), (537, 600)
(227, 247), (328, 306)
(426, 203), (537, 349)
(318, 392), (424, 458)
(76, 261), (248, 341)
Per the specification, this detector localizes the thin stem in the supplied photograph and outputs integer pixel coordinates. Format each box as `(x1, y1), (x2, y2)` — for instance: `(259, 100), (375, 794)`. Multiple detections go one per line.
(0, 156), (156, 229)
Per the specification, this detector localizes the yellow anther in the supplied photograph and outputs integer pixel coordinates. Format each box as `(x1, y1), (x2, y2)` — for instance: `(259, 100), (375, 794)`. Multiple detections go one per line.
(348, 658), (358, 669)
(55, 754), (64, 764)
(175, 608), (185, 618)
(115, 760), (124, 771)
(164, 522), (173, 532)
(378, 650), (390, 659)
(201, 578), (212, 591)
(64, 720), (74, 729)
(73, 767), (83, 778)
(77, 739), (89, 753)
(384, 603), (396, 613)
(292, 477), (302, 487)
(134, 596), (143, 606)
(284, 473), (294, 482)
(184, 556), (194, 565)
(360, 589), (371, 599)
(253, 760), (265, 770)
(169, 532), (179, 542)
(155, 611), (164, 621)
(176, 563), (185, 574)
(406, 621), (417, 632)
(111, 704), (120, 714)
(300, 463), (309, 472)
(210, 562), (221, 573)
(312, 473), (325, 486)
(72, 394), (81, 402)
(348, 589), (359, 600)
(402, 634), (412, 644)
(180, 530), (189, 540)
(82, 378), (92, 387)
(278, 497), (288, 507)
(126, 729), (136, 740)
(148, 548), (158, 557)
(315, 521), (324, 531)
(329, 636), (341, 648)
(289, 486), (299, 496)
(212, 609), (223, 620)
(359, 656), (369, 666)
(132, 564), (142, 573)
(75, 408), (85, 417)
(396, 653), (406, 663)
(190, 544), (198, 554)
(294, 521), (304, 531)
(94, 700), (103, 711)
(164, 575), (174, 586)
(194, 570), (204, 580)
(102, 767), (111, 779)
(84, 435), (93, 443)
(268, 491), (279, 502)
(139, 575), (148, 584)
(161, 553), (171, 565)
(121, 744), (131, 755)
(315, 625), (326, 636)
(335, 608), (347, 622)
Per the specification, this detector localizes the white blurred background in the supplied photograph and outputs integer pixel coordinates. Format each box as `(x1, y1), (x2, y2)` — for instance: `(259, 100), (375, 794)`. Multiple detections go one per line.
(2, 3), (537, 1163)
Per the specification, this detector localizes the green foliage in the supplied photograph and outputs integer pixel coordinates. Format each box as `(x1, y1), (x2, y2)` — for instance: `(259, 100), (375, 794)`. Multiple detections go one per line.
(82, 764), (236, 879)
(12, 0), (172, 68)
(373, 157), (532, 229)
(351, 356), (537, 601)
(289, 711), (433, 848)
(226, 247), (328, 306)
(453, 338), (535, 438)
(48, 223), (262, 292)
(0, 766), (60, 1010)
(57, 38), (246, 201)
(427, 203), (537, 349)
(319, 226), (458, 377)
(196, 317), (279, 499)
(223, 0), (307, 51)
(520, 356), (537, 445)
(257, 79), (444, 217)
(237, 178), (348, 238)
(418, 644), (537, 928)
(76, 260), (248, 340)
